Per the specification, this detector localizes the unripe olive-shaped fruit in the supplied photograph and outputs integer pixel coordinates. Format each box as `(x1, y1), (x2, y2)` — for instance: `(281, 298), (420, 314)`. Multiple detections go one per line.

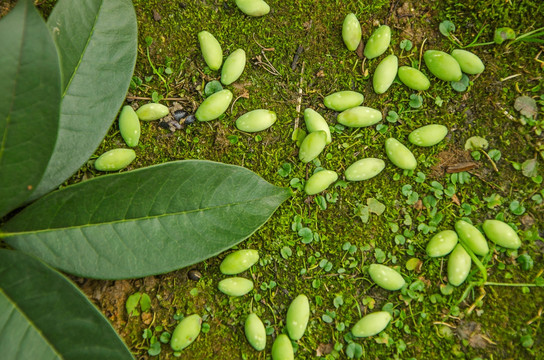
(286, 294), (310, 340)
(217, 277), (254, 297)
(118, 105), (140, 147)
(424, 50), (462, 81)
(271, 334), (294, 360)
(236, 109), (276, 132)
(482, 220), (521, 249)
(94, 149), (136, 172)
(454, 220), (489, 256)
(448, 244), (471, 286)
(219, 249), (259, 274)
(299, 131), (327, 163)
(304, 170), (338, 195)
(385, 138), (417, 170)
(368, 264), (406, 291)
(235, 0), (270, 17)
(397, 66), (430, 91)
(171, 314), (201, 351)
(352, 311), (392, 337)
(135, 103), (169, 121)
(221, 49), (246, 85)
(245, 313), (266, 351)
(373, 55), (398, 94)
(337, 106), (382, 127)
(195, 89), (233, 121)
(364, 25), (391, 59)
(345, 158), (385, 181)
(323, 91), (364, 111)
(342, 13), (362, 51)
(198, 31), (222, 70)
(426, 230), (458, 257)
(451, 49), (485, 75)
(304, 108), (332, 143)
(408, 124), (448, 147)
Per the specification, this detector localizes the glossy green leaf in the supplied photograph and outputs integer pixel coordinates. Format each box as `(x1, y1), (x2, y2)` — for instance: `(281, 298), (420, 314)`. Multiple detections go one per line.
(30, 0), (138, 200)
(2, 160), (291, 279)
(0, 0), (60, 217)
(0, 249), (133, 359)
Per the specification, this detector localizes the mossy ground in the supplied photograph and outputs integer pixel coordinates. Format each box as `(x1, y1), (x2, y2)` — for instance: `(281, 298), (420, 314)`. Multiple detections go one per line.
(24, 0), (544, 359)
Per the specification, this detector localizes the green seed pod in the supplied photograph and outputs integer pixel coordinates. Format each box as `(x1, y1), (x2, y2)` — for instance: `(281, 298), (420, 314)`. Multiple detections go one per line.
(171, 314), (202, 351)
(342, 13), (362, 51)
(447, 244), (471, 286)
(482, 220), (521, 249)
(373, 55), (398, 94)
(345, 158), (385, 181)
(217, 277), (254, 297)
(195, 89), (233, 122)
(368, 264), (406, 291)
(118, 105), (140, 147)
(236, 109), (276, 132)
(221, 49), (246, 85)
(235, 0), (270, 17)
(363, 25), (391, 59)
(424, 50), (462, 82)
(286, 294), (310, 340)
(454, 220), (489, 256)
(337, 106), (382, 127)
(271, 334), (294, 360)
(408, 124), (448, 147)
(385, 138), (417, 170)
(198, 31), (223, 70)
(219, 249), (259, 275)
(304, 170), (338, 196)
(304, 108), (332, 143)
(245, 313), (266, 351)
(397, 66), (430, 91)
(426, 230), (458, 257)
(323, 91), (364, 111)
(451, 49), (485, 75)
(94, 149), (136, 172)
(135, 103), (169, 121)
(352, 311), (392, 338)
(299, 131), (327, 163)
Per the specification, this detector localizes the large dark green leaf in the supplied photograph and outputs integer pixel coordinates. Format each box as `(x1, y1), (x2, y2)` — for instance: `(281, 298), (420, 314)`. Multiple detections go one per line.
(2, 160), (291, 279)
(0, 249), (133, 359)
(0, 0), (60, 217)
(30, 0), (138, 200)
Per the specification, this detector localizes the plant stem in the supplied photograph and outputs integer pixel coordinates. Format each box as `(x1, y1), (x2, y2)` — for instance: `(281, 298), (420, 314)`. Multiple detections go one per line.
(458, 238), (488, 283)
(483, 282), (542, 287)
(146, 47), (167, 87)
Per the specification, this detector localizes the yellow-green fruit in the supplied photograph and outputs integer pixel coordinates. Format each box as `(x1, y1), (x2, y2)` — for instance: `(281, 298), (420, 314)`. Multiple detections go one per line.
(235, 0), (270, 17)
(299, 131), (327, 163)
(236, 109), (276, 132)
(304, 108), (332, 143)
(363, 25), (391, 59)
(198, 31), (222, 70)
(221, 49), (246, 85)
(217, 277), (254, 296)
(424, 50), (462, 81)
(219, 249), (259, 275)
(368, 264), (406, 291)
(352, 311), (392, 337)
(397, 66), (430, 91)
(455, 220), (489, 256)
(448, 244), (471, 286)
(94, 149), (136, 172)
(323, 91), (364, 111)
(271, 334), (294, 360)
(451, 49), (485, 75)
(286, 294), (310, 340)
(304, 170), (338, 195)
(342, 13), (362, 51)
(118, 105), (140, 147)
(482, 220), (521, 249)
(345, 158), (385, 181)
(385, 138), (417, 170)
(337, 106), (382, 127)
(408, 124), (448, 147)
(426, 230), (458, 257)
(195, 89), (233, 121)
(171, 314), (201, 351)
(135, 103), (169, 121)
(245, 313), (266, 351)
(373, 55), (398, 94)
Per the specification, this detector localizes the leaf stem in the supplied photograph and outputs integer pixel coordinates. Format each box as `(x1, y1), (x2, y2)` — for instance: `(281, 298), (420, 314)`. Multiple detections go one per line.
(458, 238), (488, 283)
(483, 282), (542, 287)
(146, 46), (167, 88)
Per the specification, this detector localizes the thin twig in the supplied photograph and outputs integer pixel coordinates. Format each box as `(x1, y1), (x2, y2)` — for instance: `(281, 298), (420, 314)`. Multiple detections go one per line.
(418, 39), (427, 70)
(481, 149), (499, 172)
(293, 61), (305, 133)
